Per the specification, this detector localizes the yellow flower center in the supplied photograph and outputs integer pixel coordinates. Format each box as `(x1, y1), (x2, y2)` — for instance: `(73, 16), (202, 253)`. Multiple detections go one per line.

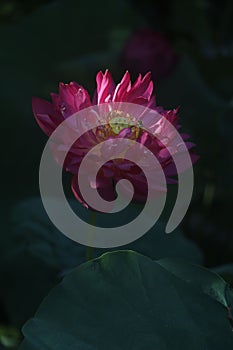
(96, 110), (143, 141)
(109, 110), (142, 137)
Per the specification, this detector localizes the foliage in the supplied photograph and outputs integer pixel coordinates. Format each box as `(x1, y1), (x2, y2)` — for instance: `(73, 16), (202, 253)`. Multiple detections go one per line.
(19, 251), (233, 349)
(0, 198), (202, 327)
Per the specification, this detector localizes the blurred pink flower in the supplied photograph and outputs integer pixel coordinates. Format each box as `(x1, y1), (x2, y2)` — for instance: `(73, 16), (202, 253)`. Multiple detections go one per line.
(32, 70), (198, 208)
(121, 28), (178, 82)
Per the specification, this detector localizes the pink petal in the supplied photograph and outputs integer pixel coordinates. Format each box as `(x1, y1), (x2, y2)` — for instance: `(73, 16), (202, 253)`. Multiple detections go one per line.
(32, 97), (63, 136)
(58, 82), (91, 117)
(96, 70), (115, 104)
(112, 71), (131, 101)
(71, 173), (116, 209)
(50, 93), (60, 111)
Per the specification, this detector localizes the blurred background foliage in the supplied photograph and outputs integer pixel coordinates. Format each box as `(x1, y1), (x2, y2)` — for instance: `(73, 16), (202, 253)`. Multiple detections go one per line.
(0, 0), (232, 348)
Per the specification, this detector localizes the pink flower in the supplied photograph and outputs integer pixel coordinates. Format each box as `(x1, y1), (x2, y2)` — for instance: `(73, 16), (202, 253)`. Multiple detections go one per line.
(32, 82), (91, 136)
(121, 29), (178, 82)
(32, 70), (198, 208)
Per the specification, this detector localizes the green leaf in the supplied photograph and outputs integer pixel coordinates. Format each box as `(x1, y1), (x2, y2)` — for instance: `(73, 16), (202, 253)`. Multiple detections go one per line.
(0, 325), (21, 348)
(212, 264), (233, 287)
(1, 197), (202, 327)
(19, 251), (233, 349)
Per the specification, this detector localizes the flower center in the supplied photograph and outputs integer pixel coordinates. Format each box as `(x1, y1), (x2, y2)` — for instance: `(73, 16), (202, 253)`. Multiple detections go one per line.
(96, 110), (143, 141)
(110, 110), (142, 136)
(109, 116), (133, 134)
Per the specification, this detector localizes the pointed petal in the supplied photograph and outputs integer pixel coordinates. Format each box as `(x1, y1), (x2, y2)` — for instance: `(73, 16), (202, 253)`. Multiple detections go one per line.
(112, 71), (131, 101)
(58, 82), (91, 117)
(96, 70), (115, 104)
(32, 97), (62, 136)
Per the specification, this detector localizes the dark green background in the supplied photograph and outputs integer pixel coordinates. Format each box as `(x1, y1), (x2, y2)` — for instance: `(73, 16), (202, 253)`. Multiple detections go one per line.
(0, 0), (232, 348)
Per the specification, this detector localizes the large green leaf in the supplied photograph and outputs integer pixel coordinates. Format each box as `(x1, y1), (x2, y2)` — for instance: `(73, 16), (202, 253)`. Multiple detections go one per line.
(212, 264), (233, 287)
(6, 197), (202, 264)
(1, 197), (202, 327)
(19, 251), (233, 349)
